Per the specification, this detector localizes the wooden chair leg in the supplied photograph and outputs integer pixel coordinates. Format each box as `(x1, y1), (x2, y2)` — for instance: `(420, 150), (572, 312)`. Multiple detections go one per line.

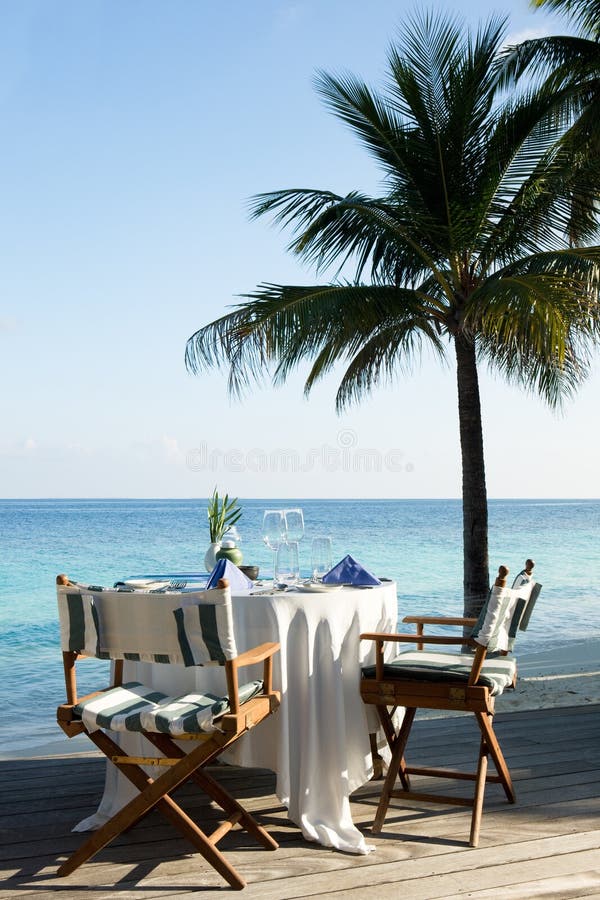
(373, 737), (403, 833)
(57, 733), (247, 890)
(475, 712), (515, 803)
(391, 706), (415, 792)
(194, 767), (278, 850)
(377, 704), (414, 790)
(145, 732), (278, 851)
(59, 778), (245, 889)
(369, 732), (384, 780)
(372, 707), (416, 833)
(376, 704), (397, 750)
(470, 736), (489, 847)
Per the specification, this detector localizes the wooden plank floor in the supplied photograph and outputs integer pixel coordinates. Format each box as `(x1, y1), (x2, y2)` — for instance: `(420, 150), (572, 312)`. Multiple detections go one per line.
(2, 704), (599, 899)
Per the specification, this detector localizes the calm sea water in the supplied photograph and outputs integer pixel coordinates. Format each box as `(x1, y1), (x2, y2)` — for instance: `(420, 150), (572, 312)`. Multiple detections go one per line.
(1, 498), (598, 753)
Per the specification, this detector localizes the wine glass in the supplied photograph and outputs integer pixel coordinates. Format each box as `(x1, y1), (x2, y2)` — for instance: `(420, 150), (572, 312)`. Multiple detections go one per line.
(311, 537), (332, 582)
(275, 541), (300, 587)
(262, 509), (285, 584)
(284, 508), (305, 544)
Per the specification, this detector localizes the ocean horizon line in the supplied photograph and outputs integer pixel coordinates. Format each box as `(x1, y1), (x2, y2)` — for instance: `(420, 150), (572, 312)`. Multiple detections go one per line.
(1, 496), (599, 503)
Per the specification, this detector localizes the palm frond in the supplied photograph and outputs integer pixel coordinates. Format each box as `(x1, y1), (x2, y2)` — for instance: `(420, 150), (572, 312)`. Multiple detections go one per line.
(314, 70), (411, 180)
(388, 10), (506, 134)
(332, 317), (448, 410)
(186, 281), (448, 402)
(480, 330), (590, 405)
(501, 35), (600, 85)
(532, 0), (600, 41)
(474, 102), (600, 267)
(465, 247), (600, 404)
(249, 187), (345, 233)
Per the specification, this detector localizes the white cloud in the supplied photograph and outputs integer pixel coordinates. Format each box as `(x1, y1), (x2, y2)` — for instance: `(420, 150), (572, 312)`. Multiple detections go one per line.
(0, 437), (37, 457)
(0, 438), (97, 460)
(503, 27), (550, 47)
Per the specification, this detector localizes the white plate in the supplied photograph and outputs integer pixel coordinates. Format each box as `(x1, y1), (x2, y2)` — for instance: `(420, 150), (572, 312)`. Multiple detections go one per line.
(123, 579), (172, 590)
(296, 582), (343, 593)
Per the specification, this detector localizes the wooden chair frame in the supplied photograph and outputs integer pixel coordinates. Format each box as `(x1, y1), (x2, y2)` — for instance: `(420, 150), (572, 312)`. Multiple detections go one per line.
(361, 566), (525, 848)
(56, 575), (281, 891)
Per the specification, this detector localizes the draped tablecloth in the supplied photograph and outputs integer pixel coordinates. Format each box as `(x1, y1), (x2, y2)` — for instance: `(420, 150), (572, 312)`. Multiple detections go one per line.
(74, 581), (398, 854)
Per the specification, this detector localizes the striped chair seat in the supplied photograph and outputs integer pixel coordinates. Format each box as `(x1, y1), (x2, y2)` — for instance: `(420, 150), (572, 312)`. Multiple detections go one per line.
(363, 649), (517, 696)
(74, 679), (264, 736)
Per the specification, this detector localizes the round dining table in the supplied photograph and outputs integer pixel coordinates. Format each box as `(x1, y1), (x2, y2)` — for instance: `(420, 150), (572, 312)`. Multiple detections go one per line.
(74, 579), (398, 855)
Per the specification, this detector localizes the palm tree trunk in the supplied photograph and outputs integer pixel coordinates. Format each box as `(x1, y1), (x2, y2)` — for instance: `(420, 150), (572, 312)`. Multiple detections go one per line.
(454, 333), (489, 617)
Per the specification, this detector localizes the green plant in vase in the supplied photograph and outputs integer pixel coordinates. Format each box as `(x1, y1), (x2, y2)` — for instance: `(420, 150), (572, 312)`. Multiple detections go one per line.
(205, 488), (243, 571)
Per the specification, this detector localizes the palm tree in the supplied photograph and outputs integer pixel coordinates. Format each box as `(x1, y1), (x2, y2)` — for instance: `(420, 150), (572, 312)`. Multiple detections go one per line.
(502, 0), (600, 243)
(186, 12), (600, 616)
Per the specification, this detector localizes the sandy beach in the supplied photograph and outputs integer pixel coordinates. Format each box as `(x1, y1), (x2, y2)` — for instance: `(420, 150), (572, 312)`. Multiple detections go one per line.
(495, 639), (600, 713)
(419, 638), (600, 720)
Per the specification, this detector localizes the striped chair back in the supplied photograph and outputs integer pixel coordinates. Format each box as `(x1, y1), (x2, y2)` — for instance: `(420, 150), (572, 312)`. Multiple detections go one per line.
(56, 580), (237, 666)
(471, 570), (541, 653)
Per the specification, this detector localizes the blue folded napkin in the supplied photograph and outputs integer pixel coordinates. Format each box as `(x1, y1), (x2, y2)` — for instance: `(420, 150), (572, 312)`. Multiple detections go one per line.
(206, 558), (253, 591)
(321, 554), (381, 586)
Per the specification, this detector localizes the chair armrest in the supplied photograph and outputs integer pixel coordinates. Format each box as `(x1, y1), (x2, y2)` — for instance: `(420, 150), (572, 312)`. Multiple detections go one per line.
(233, 642), (280, 668)
(361, 632), (477, 646)
(402, 615), (478, 627)
(225, 642), (280, 714)
(400, 616), (477, 650)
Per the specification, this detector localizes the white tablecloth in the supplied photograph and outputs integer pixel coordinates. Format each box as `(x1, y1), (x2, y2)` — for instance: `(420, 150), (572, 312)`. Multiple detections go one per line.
(74, 581), (398, 854)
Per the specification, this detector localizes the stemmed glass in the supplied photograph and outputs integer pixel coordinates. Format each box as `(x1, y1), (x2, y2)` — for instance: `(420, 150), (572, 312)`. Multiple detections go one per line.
(262, 510), (285, 585)
(283, 508), (304, 544)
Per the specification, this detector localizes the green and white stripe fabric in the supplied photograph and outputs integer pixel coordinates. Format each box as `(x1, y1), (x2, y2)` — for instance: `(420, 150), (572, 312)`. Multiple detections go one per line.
(470, 576), (539, 653)
(73, 679), (264, 735)
(173, 601), (238, 666)
(363, 650), (516, 696)
(75, 682), (169, 732)
(57, 585), (108, 658)
(510, 571), (541, 638)
(98, 585), (236, 665)
(471, 584), (519, 653)
(57, 582), (236, 666)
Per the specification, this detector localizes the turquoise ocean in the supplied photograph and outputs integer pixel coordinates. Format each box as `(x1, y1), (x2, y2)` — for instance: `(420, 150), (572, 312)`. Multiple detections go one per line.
(1, 497), (599, 755)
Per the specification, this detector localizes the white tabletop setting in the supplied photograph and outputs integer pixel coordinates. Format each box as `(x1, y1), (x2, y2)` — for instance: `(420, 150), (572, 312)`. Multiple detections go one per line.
(73, 511), (399, 855)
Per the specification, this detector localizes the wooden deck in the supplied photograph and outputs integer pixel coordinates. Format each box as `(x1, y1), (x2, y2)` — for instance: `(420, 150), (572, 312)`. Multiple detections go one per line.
(2, 704), (599, 898)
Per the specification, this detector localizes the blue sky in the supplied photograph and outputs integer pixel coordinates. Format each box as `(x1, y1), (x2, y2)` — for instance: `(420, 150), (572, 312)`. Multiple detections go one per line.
(1, 0), (598, 499)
